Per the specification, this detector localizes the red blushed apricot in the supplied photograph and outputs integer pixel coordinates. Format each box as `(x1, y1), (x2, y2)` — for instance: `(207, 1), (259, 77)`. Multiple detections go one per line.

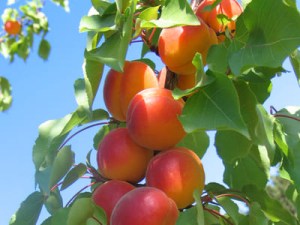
(146, 147), (205, 209)
(196, 0), (243, 41)
(158, 19), (217, 75)
(126, 88), (186, 150)
(92, 180), (135, 224)
(103, 61), (158, 121)
(110, 187), (179, 225)
(97, 128), (153, 183)
(4, 20), (22, 35)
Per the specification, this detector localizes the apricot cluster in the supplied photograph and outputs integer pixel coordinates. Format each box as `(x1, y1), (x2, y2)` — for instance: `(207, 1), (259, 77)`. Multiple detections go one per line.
(93, 60), (205, 225)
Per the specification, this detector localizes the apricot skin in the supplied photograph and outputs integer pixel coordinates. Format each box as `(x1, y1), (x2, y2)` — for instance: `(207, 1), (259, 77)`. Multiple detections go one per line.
(158, 19), (217, 75)
(4, 20), (22, 35)
(110, 187), (179, 225)
(146, 147), (205, 209)
(126, 88), (186, 150)
(97, 128), (153, 183)
(196, 0), (243, 41)
(103, 61), (158, 121)
(92, 180), (135, 224)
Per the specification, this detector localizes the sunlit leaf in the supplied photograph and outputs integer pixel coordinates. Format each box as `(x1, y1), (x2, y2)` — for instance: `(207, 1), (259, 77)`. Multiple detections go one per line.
(45, 190), (63, 215)
(0, 76), (13, 111)
(67, 197), (94, 225)
(79, 14), (116, 32)
(180, 72), (249, 138)
(141, 0), (200, 28)
(228, 0), (300, 75)
(289, 49), (300, 86)
(38, 39), (51, 60)
(9, 192), (44, 225)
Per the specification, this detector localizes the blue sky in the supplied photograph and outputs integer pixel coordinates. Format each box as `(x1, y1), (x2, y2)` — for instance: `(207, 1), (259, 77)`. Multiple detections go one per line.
(1, 1), (300, 224)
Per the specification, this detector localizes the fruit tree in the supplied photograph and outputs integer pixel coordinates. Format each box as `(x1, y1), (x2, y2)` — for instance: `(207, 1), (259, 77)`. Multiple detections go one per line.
(8, 0), (300, 225)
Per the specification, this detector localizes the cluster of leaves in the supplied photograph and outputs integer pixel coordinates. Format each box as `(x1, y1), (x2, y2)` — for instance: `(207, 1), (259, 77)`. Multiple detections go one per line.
(9, 0), (300, 225)
(0, 0), (69, 111)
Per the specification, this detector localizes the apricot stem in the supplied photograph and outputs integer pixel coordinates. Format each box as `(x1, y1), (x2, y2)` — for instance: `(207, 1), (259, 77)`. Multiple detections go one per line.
(270, 106), (300, 122)
(58, 121), (109, 150)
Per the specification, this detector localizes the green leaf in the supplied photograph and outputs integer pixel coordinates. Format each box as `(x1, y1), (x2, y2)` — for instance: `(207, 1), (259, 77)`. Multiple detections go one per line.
(49, 146), (75, 189)
(216, 196), (241, 224)
(248, 202), (268, 225)
(243, 185), (298, 225)
(38, 39), (51, 60)
(93, 124), (110, 150)
(50, 0), (70, 12)
(289, 49), (300, 86)
(61, 163), (87, 191)
(0, 76), (13, 111)
(74, 78), (91, 116)
(194, 190), (205, 225)
(50, 208), (70, 225)
(84, 3), (133, 71)
(180, 72), (249, 138)
(177, 130), (209, 159)
(82, 59), (104, 108)
(223, 145), (269, 190)
(215, 130), (252, 164)
(91, 0), (112, 15)
(93, 205), (107, 225)
(176, 207), (198, 225)
(275, 107), (300, 192)
(79, 14), (116, 32)
(228, 0), (300, 75)
(9, 192), (44, 225)
(141, 0), (200, 28)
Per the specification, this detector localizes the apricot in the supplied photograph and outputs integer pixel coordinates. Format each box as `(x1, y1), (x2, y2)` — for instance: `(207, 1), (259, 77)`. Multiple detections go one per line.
(196, 0), (243, 41)
(92, 180), (135, 224)
(146, 147), (205, 209)
(158, 18), (218, 75)
(97, 128), (153, 183)
(176, 73), (196, 91)
(103, 61), (158, 121)
(110, 187), (179, 225)
(126, 88), (186, 150)
(4, 20), (22, 35)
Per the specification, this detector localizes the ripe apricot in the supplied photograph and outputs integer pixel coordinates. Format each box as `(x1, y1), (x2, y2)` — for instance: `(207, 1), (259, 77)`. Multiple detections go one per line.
(126, 88), (186, 150)
(103, 61), (158, 121)
(196, 0), (243, 41)
(158, 19), (217, 75)
(176, 73), (196, 91)
(146, 147), (205, 209)
(110, 187), (179, 225)
(97, 128), (153, 183)
(92, 180), (135, 224)
(4, 20), (22, 35)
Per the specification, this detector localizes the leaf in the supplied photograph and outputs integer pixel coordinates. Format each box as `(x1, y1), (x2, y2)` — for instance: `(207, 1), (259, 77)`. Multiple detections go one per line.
(180, 72), (249, 138)
(289, 49), (300, 86)
(49, 146), (75, 189)
(0, 76), (13, 111)
(176, 207), (198, 225)
(223, 145), (269, 190)
(84, 4), (133, 71)
(79, 14), (116, 32)
(50, 0), (70, 12)
(93, 124), (110, 150)
(141, 0), (200, 28)
(215, 130), (252, 164)
(177, 130), (209, 159)
(248, 202), (268, 225)
(243, 185), (298, 225)
(50, 208), (70, 225)
(194, 190), (205, 225)
(38, 39), (51, 60)
(83, 59), (104, 108)
(61, 163), (87, 191)
(9, 192), (44, 225)
(228, 0), (300, 75)
(93, 205), (107, 225)
(216, 196), (241, 224)
(74, 78), (91, 116)
(67, 197), (95, 225)
(91, 0), (112, 15)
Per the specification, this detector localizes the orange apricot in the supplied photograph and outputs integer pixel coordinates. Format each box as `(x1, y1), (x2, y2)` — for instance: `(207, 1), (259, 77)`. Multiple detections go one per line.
(4, 20), (22, 35)
(111, 187), (179, 225)
(146, 147), (205, 209)
(103, 61), (158, 121)
(92, 180), (135, 224)
(97, 127), (153, 183)
(196, 0), (243, 41)
(158, 18), (217, 75)
(176, 73), (196, 91)
(126, 88), (186, 150)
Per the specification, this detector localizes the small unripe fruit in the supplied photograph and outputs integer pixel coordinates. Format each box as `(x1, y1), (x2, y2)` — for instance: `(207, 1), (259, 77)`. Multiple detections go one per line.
(92, 180), (135, 224)
(146, 147), (205, 209)
(111, 187), (179, 225)
(4, 20), (22, 35)
(97, 128), (153, 183)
